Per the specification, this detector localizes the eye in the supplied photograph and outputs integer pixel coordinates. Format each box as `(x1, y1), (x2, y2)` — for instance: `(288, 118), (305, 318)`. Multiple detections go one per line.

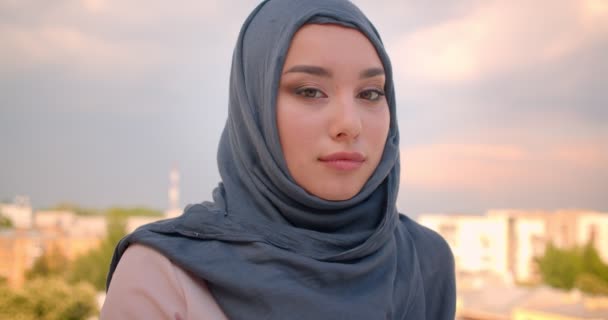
(295, 87), (326, 99)
(358, 89), (385, 101)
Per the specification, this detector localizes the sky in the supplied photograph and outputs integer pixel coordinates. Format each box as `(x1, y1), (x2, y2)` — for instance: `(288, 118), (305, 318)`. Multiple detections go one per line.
(1, 0), (607, 216)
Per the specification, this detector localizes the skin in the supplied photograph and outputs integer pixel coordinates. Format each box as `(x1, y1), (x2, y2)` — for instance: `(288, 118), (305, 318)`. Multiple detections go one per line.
(276, 24), (390, 201)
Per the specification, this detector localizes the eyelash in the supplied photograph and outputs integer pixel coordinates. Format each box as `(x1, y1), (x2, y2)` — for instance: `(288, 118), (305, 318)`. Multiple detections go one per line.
(357, 89), (385, 101)
(295, 87), (326, 99)
(294, 87), (385, 101)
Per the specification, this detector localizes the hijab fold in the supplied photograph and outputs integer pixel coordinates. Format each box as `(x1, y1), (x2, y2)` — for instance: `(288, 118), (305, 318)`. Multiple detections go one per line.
(106, 1), (442, 319)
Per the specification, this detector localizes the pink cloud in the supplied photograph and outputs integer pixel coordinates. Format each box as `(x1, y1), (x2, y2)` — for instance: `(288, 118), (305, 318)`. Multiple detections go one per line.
(0, 0), (234, 73)
(401, 140), (608, 193)
(401, 144), (528, 191)
(0, 23), (162, 74)
(388, 0), (608, 84)
(549, 143), (608, 169)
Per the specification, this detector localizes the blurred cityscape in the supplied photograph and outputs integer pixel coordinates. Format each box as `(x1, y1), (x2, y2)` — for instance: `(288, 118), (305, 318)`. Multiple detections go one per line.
(420, 210), (608, 319)
(1, 168), (607, 319)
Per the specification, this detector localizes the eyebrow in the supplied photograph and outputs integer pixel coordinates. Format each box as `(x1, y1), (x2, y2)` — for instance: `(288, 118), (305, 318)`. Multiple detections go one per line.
(284, 65), (331, 77)
(283, 65), (385, 79)
(359, 67), (385, 79)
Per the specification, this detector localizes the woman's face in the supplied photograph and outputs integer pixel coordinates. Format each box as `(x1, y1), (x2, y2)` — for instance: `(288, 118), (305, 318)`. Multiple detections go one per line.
(277, 24), (390, 201)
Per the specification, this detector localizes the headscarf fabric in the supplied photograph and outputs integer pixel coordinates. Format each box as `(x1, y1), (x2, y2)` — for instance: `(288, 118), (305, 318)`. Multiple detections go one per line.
(106, 1), (456, 319)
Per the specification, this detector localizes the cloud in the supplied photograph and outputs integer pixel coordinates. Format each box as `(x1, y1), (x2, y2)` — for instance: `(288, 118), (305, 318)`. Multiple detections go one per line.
(401, 143), (527, 191)
(401, 139), (608, 193)
(0, 23), (153, 72)
(388, 0), (608, 84)
(80, 0), (225, 24)
(1, 0), (605, 214)
(82, 0), (106, 13)
(0, 0), (251, 74)
(548, 142), (608, 170)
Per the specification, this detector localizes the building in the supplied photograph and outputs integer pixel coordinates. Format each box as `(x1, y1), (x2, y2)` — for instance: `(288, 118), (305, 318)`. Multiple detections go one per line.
(0, 229), (41, 288)
(487, 210), (549, 284)
(574, 211), (608, 263)
(0, 208), (117, 288)
(0, 196), (33, 229)
(419, 210), (608, 284)
(1, 167), (184, 289)
(34, 210), (106, 260)
(418, 213), (510, 280)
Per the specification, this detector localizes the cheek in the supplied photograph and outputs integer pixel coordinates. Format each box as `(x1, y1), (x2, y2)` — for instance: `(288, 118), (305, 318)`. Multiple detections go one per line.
(365, 107), (391, 155)
(276, 97), (321, 164)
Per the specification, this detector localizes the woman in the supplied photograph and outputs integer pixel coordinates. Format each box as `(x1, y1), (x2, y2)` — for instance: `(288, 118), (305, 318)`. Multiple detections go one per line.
(101, 0), (456, 319)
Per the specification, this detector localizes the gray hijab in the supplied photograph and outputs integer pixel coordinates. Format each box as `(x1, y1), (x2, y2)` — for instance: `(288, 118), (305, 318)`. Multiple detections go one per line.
(107, 1), (456, 319)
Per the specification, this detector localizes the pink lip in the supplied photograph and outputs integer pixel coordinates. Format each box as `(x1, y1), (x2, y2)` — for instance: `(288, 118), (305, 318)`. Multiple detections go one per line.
(319, 152), (365, 171)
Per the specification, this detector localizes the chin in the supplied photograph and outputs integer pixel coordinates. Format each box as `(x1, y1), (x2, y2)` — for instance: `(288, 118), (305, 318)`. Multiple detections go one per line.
(313, 187), (361, 201)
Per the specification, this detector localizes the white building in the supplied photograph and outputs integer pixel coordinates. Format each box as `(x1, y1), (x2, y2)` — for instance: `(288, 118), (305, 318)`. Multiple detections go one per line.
(34, 210), (76, 230)
(418, 214), (509, 278)
(576, 211), (608, 263)
(418, 210), (608, 285)
(0, 196), (33, 229)
(34, 210), (106, 238)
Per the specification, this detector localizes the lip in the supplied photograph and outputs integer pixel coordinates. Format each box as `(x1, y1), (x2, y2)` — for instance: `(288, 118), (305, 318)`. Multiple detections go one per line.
(318, 151), (366, 171)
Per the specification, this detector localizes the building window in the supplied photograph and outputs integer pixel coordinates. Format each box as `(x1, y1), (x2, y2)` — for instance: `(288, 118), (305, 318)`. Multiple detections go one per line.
(588, 224), (598, 243)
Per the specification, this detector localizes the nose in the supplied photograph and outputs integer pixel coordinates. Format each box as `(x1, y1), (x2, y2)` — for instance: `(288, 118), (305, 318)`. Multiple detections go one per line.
(328, 95), (361, 141)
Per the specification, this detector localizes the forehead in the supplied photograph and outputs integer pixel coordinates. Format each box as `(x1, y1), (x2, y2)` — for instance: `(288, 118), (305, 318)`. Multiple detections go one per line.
(283, 24), (383, 69)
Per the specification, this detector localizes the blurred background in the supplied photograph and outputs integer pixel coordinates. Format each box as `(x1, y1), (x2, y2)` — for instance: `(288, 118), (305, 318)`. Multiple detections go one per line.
(1, 0), (607, 319)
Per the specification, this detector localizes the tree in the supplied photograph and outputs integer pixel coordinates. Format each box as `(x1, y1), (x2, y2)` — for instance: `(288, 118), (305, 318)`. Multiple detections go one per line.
(580, 242), (608, 283)
(46, 203), (101, 216)
(535, 243), (582, 290)
(0, 214), (13, 229)
(0, 205), (165, 318)
(0, 282), (31, 320)
(536, 242), (608, 296)
(575, 273), (608, 296)
(26, 247), (70, 280)
(68, 211), (128, 291)
(106, 206), (163, 218)
(62, 206), (162, 290)
(0, 277), (97, 320)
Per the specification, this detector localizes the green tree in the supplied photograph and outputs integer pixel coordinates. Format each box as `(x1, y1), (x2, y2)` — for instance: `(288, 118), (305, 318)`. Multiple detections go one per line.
(580, 242), (608, 283)
(26, 248), (70, 280)
(575, 273), (608, 296)
(0, 278), (97, 320)
(68, 211), (128, 290)
(47, 202), (102, 216)
(535, 243), (582, 290)
(106, 206), (163, 218)
(0, 214), (13, 229)
(67, 206), (162, 290)
(0, 283), (31, 320)
(536, 242), (608, 296)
